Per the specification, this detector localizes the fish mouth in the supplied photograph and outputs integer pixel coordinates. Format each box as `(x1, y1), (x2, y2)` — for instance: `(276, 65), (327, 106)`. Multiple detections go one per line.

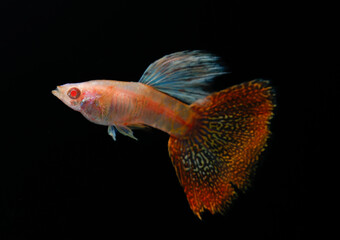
(52, 86), (61, 98)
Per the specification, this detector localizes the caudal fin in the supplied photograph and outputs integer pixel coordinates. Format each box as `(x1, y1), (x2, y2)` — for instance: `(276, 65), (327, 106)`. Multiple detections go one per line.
(168, 80), (275, 219)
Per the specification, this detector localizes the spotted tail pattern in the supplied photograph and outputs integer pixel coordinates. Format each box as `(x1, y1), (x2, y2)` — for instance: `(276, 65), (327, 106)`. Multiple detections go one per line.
(168, 80), (275, 219)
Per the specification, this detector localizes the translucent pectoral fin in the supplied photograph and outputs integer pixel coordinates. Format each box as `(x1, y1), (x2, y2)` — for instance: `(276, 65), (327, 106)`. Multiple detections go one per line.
(108, 125), (117, 141)
(115, 125), (138, 141)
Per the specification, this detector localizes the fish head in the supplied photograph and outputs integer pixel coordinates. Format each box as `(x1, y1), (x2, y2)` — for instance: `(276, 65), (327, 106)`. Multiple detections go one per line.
(52, 81), (109, 125)
(52, 82), (92, 112)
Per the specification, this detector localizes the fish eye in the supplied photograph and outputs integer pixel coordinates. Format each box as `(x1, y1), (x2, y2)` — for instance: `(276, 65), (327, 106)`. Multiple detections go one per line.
(67, 87), (81, 99)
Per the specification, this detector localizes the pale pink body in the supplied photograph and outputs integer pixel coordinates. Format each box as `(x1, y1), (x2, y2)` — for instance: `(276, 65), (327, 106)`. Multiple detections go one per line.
(100, 81), (195, 136)
(54, 80), (195, 138)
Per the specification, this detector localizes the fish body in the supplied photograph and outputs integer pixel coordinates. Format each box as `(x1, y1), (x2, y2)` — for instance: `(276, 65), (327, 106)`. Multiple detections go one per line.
(52, 51), (275, 218)
(53, 80), (194, 138)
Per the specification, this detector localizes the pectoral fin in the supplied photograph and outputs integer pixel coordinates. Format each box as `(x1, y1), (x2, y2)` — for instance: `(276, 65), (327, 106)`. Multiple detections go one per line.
(107, 124), (138, 141)
(108, 125), (117, 141)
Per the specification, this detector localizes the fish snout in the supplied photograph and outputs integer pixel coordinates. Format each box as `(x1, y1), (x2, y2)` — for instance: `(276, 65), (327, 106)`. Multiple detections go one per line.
(52, 86), (61, 98)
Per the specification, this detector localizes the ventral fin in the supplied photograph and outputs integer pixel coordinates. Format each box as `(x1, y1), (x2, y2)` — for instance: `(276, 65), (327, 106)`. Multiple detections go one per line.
(108, 124), (138, 141)
(117, 125), (138, 140)
(139, 50), (227, 104)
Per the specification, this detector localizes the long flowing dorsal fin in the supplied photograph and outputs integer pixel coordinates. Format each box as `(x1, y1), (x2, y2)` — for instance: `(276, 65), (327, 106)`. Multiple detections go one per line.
(139, 50), (227, 104)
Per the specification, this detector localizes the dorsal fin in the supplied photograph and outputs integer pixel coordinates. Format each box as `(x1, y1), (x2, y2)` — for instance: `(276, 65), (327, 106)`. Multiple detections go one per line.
(139, 50), (227, 104)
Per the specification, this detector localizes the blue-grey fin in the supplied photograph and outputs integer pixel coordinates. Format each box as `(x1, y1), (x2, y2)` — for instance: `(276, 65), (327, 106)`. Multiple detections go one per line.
(115, 125), (138, 141)
(108, 125), (117, 141)
(138, 50), (227, 104)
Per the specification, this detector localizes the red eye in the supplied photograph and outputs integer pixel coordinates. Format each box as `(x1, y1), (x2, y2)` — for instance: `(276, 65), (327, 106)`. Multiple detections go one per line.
(67, 87), (81, 99)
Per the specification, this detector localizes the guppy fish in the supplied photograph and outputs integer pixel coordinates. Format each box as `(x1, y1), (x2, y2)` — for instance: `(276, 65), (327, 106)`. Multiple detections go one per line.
(52, 51), (274, 219)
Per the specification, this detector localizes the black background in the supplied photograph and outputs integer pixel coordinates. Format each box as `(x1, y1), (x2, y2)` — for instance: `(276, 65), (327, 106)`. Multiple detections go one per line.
(1, 1), (333, 239)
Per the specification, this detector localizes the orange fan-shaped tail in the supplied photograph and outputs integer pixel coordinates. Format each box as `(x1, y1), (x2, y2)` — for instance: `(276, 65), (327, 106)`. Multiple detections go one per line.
(168, 80), (275, 218)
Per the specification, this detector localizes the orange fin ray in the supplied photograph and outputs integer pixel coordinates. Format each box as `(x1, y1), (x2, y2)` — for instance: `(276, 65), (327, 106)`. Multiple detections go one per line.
(168, 80), (275, 218)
